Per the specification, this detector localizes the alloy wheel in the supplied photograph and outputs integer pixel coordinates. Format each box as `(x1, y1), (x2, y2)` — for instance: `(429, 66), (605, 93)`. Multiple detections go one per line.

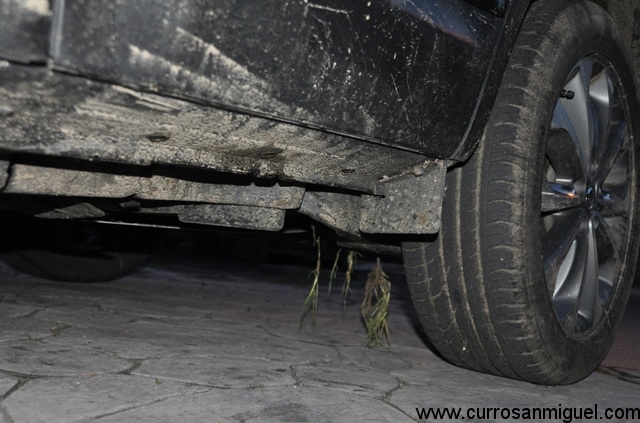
(542, 55), (634, 338)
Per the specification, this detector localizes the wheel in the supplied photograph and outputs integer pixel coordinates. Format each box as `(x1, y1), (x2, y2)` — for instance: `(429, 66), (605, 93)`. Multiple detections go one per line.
(402, 0), (640, 385)
(2, 212), (163, 282)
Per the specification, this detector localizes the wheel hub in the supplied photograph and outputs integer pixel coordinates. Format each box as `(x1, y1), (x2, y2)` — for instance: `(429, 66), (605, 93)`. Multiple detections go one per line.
(584, 185), (596, 211)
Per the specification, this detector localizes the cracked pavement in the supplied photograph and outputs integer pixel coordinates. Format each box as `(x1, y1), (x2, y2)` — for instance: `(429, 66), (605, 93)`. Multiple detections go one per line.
(0, 246), (638, 422)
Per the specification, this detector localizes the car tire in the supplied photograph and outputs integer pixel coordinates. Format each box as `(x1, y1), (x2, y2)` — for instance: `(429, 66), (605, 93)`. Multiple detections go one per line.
(2, 213), (163, 282)
(402, 0), (640, 385)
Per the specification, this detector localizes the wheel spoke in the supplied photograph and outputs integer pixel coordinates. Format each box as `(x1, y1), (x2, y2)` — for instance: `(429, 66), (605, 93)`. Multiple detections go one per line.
(546, 207), (626, 333)
(596, 211), (621, 270)
(595, 115), (627, 181)
(590, 68), (613, 171)
(551, 100), (590, 177)
(541, 178), (583, 213)
(598, 185), (629, 218)
(543, 208), (587, 293)
(550, 218), (588, 322)
(546, 130), (584, 182)
(575, 216), (599, 327)
(555, 58), (594, 177)
(594, 214), (621, 306)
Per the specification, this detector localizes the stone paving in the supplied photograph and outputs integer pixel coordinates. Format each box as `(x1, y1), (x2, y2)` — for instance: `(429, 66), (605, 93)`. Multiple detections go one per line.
(0, 254), (638, 422)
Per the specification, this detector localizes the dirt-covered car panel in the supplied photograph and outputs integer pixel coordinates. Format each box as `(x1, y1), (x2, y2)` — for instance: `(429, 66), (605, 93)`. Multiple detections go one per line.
(0, 0), (50, 64)
(47, 0), (525, 158)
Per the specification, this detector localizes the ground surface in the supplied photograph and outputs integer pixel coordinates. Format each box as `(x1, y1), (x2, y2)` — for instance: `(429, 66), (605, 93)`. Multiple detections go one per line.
(0, 240), (638, 422)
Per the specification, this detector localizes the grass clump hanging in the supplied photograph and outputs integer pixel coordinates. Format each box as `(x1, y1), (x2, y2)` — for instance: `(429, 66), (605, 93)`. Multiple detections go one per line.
(299, 226), (322, 330)
(361, 257), (391, 347)
(299, 228), (391, 347)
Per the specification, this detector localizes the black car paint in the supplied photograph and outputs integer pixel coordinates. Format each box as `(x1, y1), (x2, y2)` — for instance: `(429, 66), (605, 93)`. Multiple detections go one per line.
(40, 0), (528, 160)
(0, 0), (50, 64)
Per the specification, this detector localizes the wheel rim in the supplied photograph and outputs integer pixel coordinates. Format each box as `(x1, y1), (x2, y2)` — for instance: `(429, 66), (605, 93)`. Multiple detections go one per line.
(541, 55), (634, 339)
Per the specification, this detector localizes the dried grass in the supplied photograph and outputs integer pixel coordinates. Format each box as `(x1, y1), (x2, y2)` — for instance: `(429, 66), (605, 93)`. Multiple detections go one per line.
(328, 248), (341, 295)
(361, 257), (391, 347)
(299, 234), (391, 347)
(342, 250), (360, 309)
(299, 226), (321, 330)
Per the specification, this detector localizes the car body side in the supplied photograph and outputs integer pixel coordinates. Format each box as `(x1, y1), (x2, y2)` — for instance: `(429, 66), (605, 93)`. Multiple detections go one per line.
(0, 0), (639, 247)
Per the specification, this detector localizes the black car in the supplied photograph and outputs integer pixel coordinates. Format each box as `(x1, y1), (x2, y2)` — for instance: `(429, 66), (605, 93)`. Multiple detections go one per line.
(1, 0), (639, 385)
